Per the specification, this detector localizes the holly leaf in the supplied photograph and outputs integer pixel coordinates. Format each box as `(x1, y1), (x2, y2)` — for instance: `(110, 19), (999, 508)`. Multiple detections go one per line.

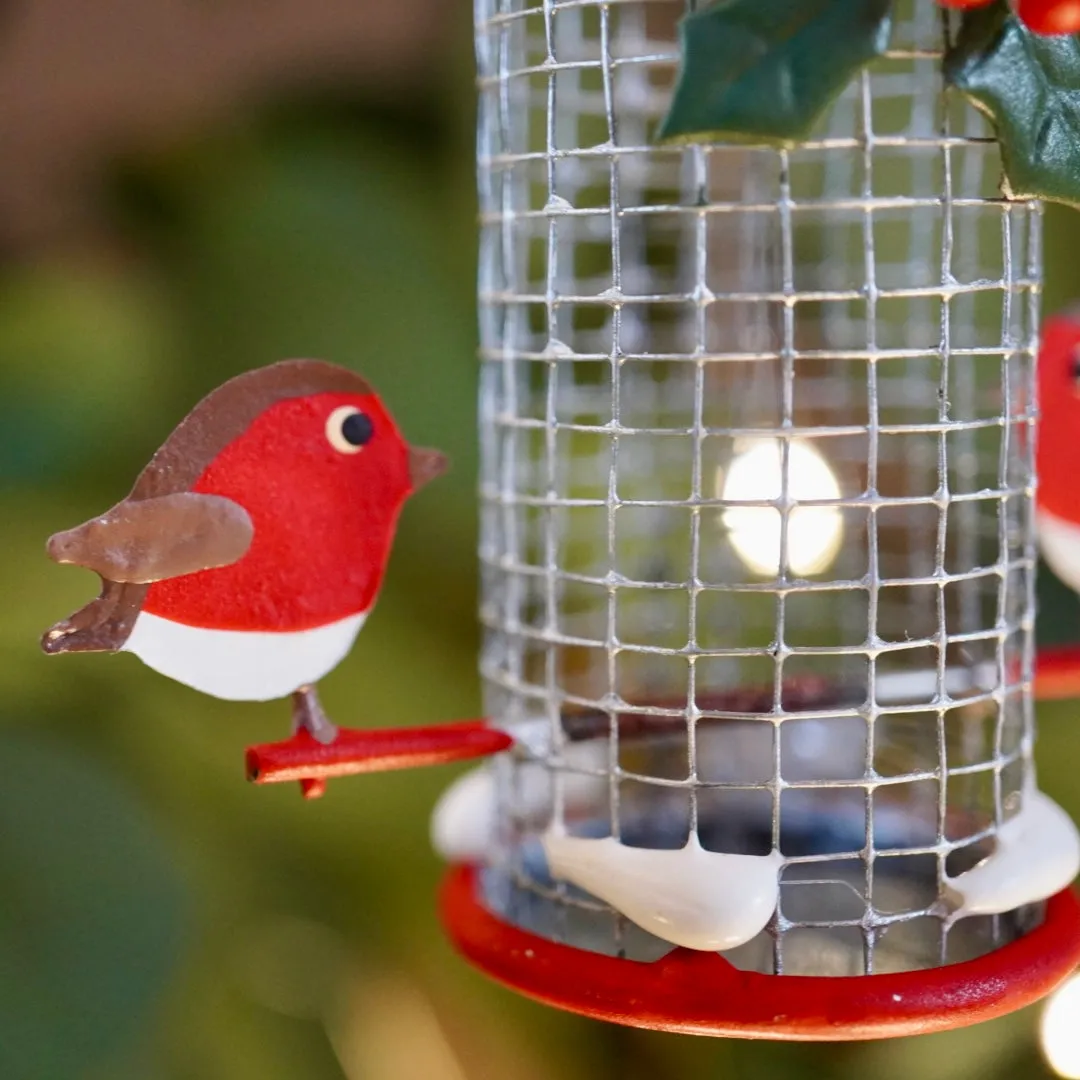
(658, 0), (894, 144)
(945, 1), (1080, 207)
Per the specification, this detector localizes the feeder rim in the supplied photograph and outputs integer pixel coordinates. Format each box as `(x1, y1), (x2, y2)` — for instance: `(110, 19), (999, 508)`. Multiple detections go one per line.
(440, 865), (1080, 1040)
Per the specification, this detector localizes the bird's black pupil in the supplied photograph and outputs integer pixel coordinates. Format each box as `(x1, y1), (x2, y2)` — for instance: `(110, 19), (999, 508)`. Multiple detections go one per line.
(342, 412), (374, 447)
(1071, 351), (1080, 382)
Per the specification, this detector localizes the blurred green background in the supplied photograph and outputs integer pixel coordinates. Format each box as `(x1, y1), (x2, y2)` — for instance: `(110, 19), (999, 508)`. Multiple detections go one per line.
(6, 3), (1080, 1078)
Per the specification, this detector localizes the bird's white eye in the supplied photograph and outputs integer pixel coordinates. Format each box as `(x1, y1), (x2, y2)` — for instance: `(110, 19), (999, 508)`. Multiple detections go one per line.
(326, 405), (374, 454)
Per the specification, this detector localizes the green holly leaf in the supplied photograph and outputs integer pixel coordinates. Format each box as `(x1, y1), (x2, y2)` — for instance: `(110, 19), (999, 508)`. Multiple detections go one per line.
(658, 0), (894, 144)
(945, 1), (1080, 208)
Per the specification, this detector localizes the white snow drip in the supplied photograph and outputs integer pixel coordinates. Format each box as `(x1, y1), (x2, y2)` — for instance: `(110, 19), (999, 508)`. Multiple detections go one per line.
(947, 787), (1080, 917)
(542, 832), (783, 952)
(431, 746), (607, 864)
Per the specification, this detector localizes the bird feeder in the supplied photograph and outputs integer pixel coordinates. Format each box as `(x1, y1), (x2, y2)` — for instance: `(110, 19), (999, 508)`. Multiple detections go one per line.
(431, 0), (1080, 1040)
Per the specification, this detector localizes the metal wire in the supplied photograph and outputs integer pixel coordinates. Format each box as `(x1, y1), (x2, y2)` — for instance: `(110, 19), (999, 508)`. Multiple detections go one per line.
(475, 0), (1041, 974)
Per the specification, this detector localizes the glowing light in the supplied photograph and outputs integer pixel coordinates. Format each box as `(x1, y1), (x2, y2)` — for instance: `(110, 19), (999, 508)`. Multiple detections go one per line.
(719, 439), (843, 577)
(1042, 972), (1080, 1078)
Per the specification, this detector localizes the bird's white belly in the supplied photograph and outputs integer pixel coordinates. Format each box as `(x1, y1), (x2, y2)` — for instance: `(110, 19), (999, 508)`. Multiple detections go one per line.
(1038, 509), (1080, 595)
(122, 610), (367, 701)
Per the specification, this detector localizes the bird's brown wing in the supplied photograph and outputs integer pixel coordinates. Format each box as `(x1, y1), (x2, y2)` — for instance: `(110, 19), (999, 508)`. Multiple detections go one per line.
(46, 492), (253, 582)
(41, 493), (253, 655)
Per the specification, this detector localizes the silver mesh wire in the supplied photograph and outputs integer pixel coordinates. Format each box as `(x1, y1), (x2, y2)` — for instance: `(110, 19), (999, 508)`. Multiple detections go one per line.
(475, 0), (1042, 975)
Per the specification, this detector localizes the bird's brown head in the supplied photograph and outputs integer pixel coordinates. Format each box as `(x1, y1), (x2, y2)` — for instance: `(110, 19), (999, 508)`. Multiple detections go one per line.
(130, 359), (448, 505)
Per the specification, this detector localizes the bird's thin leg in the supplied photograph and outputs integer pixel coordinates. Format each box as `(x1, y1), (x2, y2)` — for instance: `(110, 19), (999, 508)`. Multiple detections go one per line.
(291, 685), (338, 745)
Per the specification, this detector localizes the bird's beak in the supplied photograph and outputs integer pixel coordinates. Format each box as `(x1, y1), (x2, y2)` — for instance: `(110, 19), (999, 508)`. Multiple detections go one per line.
(409, 445), (449, 492)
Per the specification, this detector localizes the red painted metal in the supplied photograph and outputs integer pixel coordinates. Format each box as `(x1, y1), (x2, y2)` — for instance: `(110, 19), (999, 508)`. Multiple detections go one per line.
(300, 777), (328, 800)
(1035, 645), (1080, 701)
(245, 721), (514, 797)
(440, 865), (1080, 1040)
(1015, 0), (1080, 35)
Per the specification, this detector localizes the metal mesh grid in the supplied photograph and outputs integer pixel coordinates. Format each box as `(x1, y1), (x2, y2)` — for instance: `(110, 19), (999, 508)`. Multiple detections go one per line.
(474, 0), (1042, 975)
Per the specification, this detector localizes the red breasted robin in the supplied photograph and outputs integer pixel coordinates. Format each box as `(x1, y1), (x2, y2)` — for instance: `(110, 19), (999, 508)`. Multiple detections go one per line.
(42, 359), (447, 742)
(1036, 313), (1080, 595)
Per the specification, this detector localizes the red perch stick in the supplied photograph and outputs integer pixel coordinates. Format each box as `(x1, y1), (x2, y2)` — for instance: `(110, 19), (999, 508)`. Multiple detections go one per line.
(248, 644), (1080, 800)
(246, 720), (514, 798)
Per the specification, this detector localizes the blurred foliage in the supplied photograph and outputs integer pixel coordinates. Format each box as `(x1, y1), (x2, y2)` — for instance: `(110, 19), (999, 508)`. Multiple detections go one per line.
(0, 732), (187, 1080)
(3, 48), (1080, 1080)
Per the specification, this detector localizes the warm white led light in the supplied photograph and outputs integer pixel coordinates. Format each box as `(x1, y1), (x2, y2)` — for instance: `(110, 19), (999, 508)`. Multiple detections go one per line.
(719, 439), (844, 577)
(1042, 972), (1080, 1079)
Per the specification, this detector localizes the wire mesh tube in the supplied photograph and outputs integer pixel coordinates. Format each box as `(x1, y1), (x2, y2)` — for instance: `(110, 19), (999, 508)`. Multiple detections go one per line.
(464, 0), (1056, 977)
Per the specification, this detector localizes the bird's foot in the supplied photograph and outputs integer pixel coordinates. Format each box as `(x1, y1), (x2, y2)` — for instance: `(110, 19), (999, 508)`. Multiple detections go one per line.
(291, 686), (338, 746)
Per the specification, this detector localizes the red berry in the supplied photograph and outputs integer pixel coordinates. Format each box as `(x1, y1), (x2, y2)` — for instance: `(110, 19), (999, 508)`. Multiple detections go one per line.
(1016, 0), (1080, 33)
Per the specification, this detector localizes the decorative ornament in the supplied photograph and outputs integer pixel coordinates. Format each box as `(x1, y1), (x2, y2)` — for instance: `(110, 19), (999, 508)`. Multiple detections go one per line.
(943, 0), (1080, 36)
(1014, 0), (1080, 36)
(659, 0), (1080, 209)
(945, 1), (1080, 207)
(39, 359), (502, 797)
(1034, 311), (1080, 591)
(658, 0), (894, 144)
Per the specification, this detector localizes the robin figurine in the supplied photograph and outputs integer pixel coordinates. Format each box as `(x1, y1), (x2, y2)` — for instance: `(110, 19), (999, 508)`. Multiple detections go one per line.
(42, 359), (447, 744)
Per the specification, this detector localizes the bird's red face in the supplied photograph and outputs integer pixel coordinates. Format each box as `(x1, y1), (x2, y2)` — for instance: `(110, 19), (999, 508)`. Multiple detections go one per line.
(1038, 313), (1080, 524)
(143, 389), (447, 632)
(210, 390), (415, 515)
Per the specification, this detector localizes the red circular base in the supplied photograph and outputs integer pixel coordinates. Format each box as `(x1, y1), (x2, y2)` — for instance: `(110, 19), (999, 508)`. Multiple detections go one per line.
(440, 865), (1080, 1040)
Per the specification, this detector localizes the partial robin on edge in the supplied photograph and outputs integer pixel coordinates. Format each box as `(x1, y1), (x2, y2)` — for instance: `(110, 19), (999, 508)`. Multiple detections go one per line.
(1036, 313), (1080, 596)
(41, 359), (448, 743)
